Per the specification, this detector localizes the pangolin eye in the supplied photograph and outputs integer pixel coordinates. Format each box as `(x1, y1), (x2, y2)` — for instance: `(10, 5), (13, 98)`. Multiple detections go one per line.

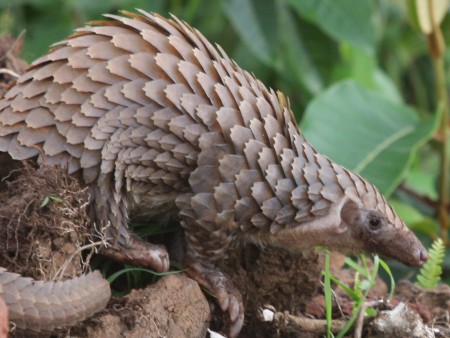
(368, 217), (381, 230)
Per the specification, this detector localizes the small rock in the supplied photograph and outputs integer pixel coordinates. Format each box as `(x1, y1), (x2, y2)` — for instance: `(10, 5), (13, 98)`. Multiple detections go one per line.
(368, 302), (434, 338)
(0, 297), (8, 338)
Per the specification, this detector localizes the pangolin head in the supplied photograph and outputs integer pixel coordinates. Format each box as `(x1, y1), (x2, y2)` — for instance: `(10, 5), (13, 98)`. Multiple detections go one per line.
(340, 182), (428, 267)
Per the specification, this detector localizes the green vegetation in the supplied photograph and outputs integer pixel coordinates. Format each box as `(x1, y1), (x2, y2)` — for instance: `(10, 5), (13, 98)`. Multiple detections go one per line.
(1, 0), (449, 334)
(40, 193), (63, 208)
(416, 238), (446, 288)
(323, 252), (395, 337)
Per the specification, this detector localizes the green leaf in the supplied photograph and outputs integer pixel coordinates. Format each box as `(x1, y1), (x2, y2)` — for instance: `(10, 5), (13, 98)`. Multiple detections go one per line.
(416, 238), (445, 288)
(365, 307), (378, 317)
(22, 12), (74, 61)
(336, 303), (362, 338)
(405, 165), (439, 200)
(285, 0), (375, 53)
(223, 0), (273, 64)
(372, 70), (403, 104)
(40, 196), (50, 208)
(328, 274), (361, 301)
(301, 80), (439, 195)
(344, 257), (370, 279)
(389, 200), (439, 237)
(369, 255), (380, 290)
(40, 194), (63, 208)
(334, 44), (377, 88)
(276, 4), (323, 95)
(379, 258), (396, 300)
(334, 44), (403, 103)
(323, 250), (332, 338)
(107, 267), (182, 284)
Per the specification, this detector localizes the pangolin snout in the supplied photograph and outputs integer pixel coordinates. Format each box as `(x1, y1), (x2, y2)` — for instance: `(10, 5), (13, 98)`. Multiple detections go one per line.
(415, 247), (428, 266)
(371, 229), (428, 267)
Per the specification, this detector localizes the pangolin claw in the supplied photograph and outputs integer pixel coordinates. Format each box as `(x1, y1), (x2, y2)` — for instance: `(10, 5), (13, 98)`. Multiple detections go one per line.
(102, 237), (170, 272)
(224, 293), (245, 338)
(186, 261), (244, 337)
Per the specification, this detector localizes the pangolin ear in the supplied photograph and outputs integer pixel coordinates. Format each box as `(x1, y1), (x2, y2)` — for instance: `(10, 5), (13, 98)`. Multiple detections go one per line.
(340, 199), (360, 226)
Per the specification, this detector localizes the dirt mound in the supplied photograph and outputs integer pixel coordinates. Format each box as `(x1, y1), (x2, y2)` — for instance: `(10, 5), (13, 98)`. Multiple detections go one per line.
(73, 273), (210, 338)
(0, 164), (92, 282)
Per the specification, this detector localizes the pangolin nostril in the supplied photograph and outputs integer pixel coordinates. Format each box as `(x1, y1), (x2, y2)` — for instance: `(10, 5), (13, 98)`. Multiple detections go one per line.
(419, 249), (429, 266)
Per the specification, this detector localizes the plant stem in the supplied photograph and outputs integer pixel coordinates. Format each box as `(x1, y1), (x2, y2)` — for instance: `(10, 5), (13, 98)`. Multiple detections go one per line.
(436, 56), (449, 241)
(428, 0), (449, 240)
(324, 250), (332, 338)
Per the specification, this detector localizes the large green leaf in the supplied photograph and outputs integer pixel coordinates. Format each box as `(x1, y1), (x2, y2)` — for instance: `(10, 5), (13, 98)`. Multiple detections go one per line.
(301, 80), (439, 195)
(285, 0), (375, 53)
(276, 3), (323, 95)
(223, 0), (273, 64)
(333, 44), (402, 103)
(389, 200), (439, 237)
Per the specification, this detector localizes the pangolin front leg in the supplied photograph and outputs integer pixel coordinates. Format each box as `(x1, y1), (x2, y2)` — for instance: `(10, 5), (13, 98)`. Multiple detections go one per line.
(177, 193), (245, 337)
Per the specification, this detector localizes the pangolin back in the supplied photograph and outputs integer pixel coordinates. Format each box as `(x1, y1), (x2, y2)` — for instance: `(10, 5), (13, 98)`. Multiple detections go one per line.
(0, 10), (361, 234)
(0, 12), (283, 231)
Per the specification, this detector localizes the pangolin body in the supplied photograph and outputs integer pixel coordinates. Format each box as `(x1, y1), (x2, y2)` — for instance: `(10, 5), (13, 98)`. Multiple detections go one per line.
(0, 10), (427, 336)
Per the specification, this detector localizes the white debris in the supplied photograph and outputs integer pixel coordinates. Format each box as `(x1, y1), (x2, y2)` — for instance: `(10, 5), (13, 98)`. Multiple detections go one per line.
(262, 308), (275, 322)
(369, 302), (434, 338)
(207, 328), (226, 338)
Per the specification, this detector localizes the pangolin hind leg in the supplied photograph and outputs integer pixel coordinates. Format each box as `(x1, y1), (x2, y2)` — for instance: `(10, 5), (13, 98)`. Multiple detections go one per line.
(176, 193), (245, 338)
(100, 232), (170, 272)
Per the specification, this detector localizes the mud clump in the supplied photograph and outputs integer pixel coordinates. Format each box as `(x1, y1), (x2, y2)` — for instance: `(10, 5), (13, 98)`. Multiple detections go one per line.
(219, 245), (321, 337)
(73, 273), (210, 338)
(0, 164), (92, 282)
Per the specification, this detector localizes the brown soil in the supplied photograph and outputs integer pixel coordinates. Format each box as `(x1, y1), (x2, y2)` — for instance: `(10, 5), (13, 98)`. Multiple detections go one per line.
(72, 273), (211, 338)
(220, 245), (321, 337)
(0, 163), (92, 282)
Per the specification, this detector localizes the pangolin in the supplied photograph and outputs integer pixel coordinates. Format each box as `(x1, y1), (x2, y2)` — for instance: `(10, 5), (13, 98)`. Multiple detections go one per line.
(0, 9), (428, 337)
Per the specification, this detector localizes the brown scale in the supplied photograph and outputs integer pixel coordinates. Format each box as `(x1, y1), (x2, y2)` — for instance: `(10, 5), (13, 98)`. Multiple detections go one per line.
(0, 10), (428, 337)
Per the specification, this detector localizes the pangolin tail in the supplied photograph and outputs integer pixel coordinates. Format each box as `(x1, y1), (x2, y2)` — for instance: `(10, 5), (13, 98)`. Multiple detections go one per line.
(0, 268), (110, 333)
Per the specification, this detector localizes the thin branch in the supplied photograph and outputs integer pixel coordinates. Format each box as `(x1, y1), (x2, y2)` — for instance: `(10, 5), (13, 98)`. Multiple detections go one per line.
(54, 240), (106, 281)
(0, 31), (25, 62)
(261, 307), (347, 334)
(0, 68), (20, 79)
(427, 0), (449, 240)
(398, 184), (438, 210)
(354, 300), (381, 338)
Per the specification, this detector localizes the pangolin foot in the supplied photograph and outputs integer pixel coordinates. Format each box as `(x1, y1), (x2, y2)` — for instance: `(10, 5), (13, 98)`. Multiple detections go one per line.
(102, 235), (170, 272)
(187, 261), (244, 338)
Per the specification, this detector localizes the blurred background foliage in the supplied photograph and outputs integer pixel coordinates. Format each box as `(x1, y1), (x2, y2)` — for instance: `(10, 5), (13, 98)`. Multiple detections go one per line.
(0, 0), (449, 281)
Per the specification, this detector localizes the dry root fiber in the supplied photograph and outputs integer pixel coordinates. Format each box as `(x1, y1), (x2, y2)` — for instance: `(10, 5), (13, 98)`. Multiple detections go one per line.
(0, 163), (93, 283)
